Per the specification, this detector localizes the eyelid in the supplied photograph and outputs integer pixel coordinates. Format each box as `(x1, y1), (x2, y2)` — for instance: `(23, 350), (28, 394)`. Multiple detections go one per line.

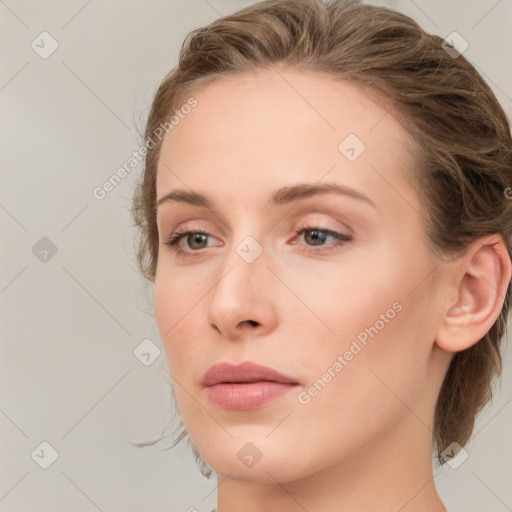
(163, 220), (220, 241)
(288, 211), (353, 240)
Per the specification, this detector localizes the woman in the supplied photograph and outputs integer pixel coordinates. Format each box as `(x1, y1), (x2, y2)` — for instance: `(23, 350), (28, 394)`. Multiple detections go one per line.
(131, 0), (512, 510)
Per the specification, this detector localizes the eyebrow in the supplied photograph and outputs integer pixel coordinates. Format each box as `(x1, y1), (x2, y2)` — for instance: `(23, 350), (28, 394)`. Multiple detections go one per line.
(156, 182), (378, 211)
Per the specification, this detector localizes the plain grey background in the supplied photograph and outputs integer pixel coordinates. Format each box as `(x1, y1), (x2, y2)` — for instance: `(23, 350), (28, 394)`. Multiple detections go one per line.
(1, 1), (511, 511)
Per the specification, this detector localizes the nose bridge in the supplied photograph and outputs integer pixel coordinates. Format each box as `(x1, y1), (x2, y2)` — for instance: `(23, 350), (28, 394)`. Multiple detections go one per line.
(206, 232), (277, 335)
(213, 214), (268, 290)
(210, 234), (267, 306)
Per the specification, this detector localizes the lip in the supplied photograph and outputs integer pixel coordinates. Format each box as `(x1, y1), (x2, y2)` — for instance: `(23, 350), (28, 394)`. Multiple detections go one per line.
(202, 361), (299, 410)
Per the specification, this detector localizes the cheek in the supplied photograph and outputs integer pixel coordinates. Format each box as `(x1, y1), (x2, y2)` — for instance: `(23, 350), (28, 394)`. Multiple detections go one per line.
(153, 270), (205, 372)
(292, 247), (435, 394)
(154, 258), (205, 329)
(282, 251), (399, 340)
(290, 299), (432, 465)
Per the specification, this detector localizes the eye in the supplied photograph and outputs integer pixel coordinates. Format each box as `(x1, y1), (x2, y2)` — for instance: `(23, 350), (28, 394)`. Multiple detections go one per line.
(292, 225), (351, 252)
(163, 224), (352, 259)
(163, 227), (219, 258)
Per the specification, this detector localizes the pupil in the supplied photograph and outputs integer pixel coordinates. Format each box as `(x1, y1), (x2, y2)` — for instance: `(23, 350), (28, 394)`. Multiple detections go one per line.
(189, 233), (207, 249)
(307, 229), (325, 246)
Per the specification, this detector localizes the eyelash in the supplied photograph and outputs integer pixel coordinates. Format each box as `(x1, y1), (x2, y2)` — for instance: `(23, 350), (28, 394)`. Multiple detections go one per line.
(163, 225), (352, 259)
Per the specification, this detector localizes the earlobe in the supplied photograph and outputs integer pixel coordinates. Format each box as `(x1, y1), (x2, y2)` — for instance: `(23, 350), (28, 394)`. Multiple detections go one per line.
(435, 234), (511, 353)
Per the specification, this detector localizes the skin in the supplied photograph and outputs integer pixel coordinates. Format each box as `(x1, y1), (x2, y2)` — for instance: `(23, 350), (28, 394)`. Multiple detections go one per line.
(153, 65), (511, 512)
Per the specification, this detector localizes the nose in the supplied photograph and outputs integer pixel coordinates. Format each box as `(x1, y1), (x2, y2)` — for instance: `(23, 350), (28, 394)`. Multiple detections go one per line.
(206, 244), (278, 339)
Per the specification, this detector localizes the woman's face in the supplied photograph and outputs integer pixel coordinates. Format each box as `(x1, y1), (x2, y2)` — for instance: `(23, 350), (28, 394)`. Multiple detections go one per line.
(154, 67), (452, 482)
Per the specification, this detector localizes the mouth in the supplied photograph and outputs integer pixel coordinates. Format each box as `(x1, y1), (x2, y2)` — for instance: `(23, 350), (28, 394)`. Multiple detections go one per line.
(202, 361), (300, 410)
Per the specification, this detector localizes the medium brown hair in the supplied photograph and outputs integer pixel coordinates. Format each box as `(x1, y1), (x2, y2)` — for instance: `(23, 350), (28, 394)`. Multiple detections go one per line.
(131, 0), (512, 472)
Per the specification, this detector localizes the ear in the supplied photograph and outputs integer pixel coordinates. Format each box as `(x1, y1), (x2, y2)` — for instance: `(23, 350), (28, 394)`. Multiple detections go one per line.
(435, 234), (512, 352)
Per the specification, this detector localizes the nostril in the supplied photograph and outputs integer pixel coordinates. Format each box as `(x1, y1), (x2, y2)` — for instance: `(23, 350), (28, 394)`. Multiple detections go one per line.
(245, 320), (259, 327)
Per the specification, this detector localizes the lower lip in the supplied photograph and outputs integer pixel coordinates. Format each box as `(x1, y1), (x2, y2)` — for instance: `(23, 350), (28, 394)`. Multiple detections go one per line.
(205, 381), (298, 410)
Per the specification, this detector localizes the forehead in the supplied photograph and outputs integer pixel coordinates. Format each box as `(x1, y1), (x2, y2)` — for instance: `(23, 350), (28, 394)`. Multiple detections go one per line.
(156, 67), (418, 212)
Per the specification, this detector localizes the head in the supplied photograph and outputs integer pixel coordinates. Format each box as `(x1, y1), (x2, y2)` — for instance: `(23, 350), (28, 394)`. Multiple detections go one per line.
(131, 0), (512, 480)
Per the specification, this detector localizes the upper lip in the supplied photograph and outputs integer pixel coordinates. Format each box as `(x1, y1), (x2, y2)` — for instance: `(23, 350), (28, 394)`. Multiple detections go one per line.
(202, 361), (298, 387)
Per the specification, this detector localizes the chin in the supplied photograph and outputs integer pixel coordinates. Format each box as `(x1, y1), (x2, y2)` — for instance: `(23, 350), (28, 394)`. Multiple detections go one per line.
(208, 455), (304, 483)
(194, 437), (313, 484)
